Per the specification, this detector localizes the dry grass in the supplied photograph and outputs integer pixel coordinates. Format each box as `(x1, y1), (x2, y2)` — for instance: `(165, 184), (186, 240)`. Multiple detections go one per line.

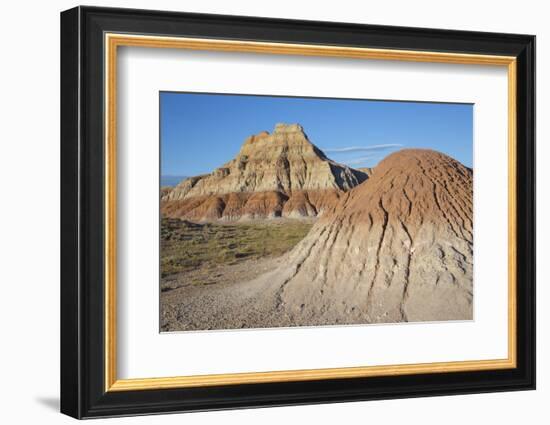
(160, 218), (313, 280)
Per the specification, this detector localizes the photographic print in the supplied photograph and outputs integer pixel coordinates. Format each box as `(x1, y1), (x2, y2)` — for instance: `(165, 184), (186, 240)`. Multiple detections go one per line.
(61, 9), (535, 417)
(160, 92), (473, 332)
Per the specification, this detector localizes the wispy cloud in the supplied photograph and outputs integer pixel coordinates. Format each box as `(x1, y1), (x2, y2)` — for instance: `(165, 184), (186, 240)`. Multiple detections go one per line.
(344, 155), (381, 166)
(323, 143), (403, 154)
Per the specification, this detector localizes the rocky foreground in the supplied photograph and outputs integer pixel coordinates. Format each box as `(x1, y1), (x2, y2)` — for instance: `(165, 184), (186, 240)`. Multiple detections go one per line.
(161, 149), (473, 331)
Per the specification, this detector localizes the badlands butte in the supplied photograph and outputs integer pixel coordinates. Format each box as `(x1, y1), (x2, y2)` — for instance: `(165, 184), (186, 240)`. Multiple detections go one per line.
(160, 123), (473, 331)
(162, 123), (368, 221)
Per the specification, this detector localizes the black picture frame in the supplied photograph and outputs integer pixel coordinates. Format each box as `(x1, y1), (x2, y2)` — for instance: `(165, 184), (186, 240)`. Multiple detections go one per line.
(61, 5), (535, 419)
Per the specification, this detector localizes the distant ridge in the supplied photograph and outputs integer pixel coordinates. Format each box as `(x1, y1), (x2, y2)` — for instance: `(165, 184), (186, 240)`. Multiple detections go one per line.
(357, 167), (375, 177)
(161, 175), (187, 187)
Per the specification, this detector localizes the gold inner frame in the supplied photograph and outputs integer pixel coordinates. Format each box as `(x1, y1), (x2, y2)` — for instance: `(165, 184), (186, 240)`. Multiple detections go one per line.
(104, 33), (517, 392)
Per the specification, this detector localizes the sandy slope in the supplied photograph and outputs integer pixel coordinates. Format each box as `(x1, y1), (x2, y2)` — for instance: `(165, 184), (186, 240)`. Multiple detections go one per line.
(160, 256), (290, 331)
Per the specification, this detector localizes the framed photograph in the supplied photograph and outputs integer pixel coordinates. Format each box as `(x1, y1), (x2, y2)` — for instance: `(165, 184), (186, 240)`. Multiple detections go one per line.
(60, 6), (535, 419)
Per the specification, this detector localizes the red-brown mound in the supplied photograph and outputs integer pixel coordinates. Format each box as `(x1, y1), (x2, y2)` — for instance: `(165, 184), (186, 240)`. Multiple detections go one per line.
(274, 149), (473, 324)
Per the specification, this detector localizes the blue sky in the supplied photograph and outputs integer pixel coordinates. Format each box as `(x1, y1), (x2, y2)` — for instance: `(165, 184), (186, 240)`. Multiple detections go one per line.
(161, 92), (472, 177)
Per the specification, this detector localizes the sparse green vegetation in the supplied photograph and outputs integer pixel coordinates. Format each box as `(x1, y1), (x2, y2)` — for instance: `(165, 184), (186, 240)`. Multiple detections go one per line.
(160, 218), (313, 279)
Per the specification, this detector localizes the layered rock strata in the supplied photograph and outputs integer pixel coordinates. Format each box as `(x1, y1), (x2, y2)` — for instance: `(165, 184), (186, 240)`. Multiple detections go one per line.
(162, 123), (367, 220)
